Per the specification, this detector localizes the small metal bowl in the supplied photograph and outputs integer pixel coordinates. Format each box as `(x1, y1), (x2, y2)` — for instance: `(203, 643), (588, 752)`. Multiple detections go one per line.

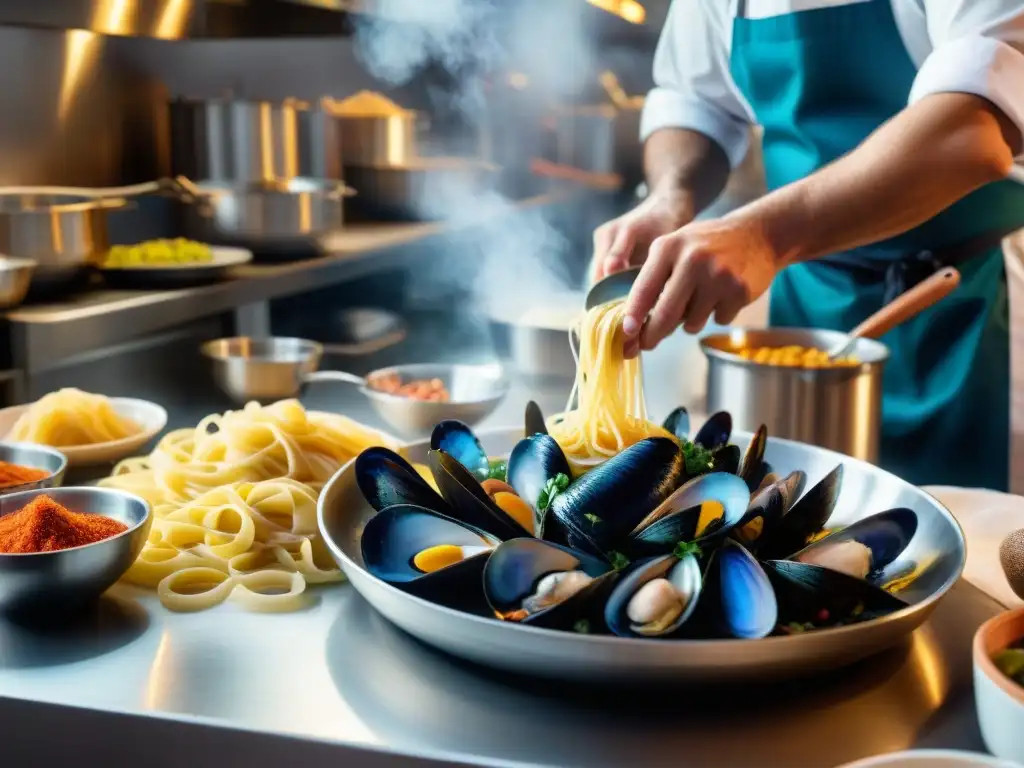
(0, 486), (152, 615)
(201, 336), (510, 437)
(0, 256), (36, 309)
(0, 442), (68, 497)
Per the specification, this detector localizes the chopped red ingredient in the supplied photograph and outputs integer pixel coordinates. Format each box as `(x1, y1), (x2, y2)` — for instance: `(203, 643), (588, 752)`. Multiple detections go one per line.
(0, 460), (49, 489)
(368, 373), (451, 402)
(0, 494), (128, 553)
(816, 608), (830, 623)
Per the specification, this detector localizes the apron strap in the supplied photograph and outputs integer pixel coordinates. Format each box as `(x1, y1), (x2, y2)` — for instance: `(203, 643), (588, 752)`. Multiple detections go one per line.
(735, 0), (748, 20)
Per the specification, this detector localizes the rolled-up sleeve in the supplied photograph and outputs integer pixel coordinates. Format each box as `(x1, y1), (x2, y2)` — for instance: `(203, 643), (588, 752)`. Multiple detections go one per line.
(909, 1), (1024, 145)
(640, 0), (753, 169)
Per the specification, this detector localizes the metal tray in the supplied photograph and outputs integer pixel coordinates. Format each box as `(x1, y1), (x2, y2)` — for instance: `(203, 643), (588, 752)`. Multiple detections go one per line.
(98, 246), (252, 289)
(319, 426), (966, 683)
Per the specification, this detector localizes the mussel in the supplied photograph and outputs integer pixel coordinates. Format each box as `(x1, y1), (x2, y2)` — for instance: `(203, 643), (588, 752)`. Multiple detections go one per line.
(790, 507), (918, 581)
(711, 444), (741, 475)
(707, 539), (778, 639)
(483, 538), (616, 630)
(662, 407), (690, 442)
(356, 447), (452, 514)
(626, 471), (751, 557)
(733, 470), (807, 547)
(738, 424), (768, 490)
(605, 551), (703, 638)
(765, 559), (909, 633)
(506, 433), (572, 526)
(431, 420), (490, 481)
(360, 504), (498, 590)
(748, 465), (843, 560)
(428, 449), (533, 540)
(693, 410), (732, 451)
(525, 401), (548, 437)
(549, 437), (685, 554)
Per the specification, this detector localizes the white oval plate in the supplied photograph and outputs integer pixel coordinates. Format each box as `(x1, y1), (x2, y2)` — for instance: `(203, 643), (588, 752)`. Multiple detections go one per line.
(838, 750), (1022, 768)
(0, 397), (168, 467)
(98, 246), (253, 272)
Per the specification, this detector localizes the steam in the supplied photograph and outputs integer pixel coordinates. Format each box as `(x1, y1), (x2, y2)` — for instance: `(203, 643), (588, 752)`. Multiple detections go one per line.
(353, 0), (595, 313)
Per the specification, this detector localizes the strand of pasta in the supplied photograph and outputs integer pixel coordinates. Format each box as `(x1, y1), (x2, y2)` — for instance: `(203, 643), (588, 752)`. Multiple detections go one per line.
(548, 300), (674, 466)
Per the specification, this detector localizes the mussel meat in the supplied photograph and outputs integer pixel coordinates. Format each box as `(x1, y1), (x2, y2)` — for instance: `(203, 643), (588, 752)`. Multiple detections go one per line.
(626, 471), (751, 557)
(791, 507), (918, 581)
(605, 552), (702, 638)
(549, 437), (685, 553)
(483, 538), (614, 629)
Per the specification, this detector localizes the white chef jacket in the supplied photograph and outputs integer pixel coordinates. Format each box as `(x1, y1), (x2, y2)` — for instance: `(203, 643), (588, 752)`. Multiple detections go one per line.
(642, 0), (1024, 169)
(640, 0), (1024, 493)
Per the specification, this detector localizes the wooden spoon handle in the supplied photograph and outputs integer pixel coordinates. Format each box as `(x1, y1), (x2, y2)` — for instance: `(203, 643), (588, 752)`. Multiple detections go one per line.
(849, 266), (961, 340)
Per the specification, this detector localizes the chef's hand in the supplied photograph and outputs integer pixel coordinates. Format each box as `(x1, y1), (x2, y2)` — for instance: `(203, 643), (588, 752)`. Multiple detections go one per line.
(590, 191), (695, 283)
(621, 215), (781, 358)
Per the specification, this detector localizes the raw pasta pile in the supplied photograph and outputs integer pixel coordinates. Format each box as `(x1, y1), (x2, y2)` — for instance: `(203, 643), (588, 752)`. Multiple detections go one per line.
(9, 388), (141, 446)
(100, 399), (400, 612)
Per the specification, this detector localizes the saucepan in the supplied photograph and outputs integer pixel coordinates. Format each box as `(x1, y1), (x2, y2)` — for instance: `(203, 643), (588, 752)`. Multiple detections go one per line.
(587, 266), (961, 461)
(200, 337), (509, 437)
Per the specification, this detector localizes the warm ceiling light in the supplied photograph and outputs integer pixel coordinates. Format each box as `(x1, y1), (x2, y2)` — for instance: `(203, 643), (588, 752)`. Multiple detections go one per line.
(586, 0), (646, 25)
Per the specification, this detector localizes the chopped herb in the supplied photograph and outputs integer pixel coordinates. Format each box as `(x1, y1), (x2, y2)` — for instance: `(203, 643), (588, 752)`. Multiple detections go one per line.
(673, 540), (703, 560)
(584, 513), (602, 526)
(609, 551), (631, 571)
(994, 648), (1024, 683)
(537, 473), (570, 512)
(486, 458), (508, 482)
(573, 619), (591, 634)
(681, 439), (715, 478)
(851, 602), (864, 617)
(782, 622), (815, 634)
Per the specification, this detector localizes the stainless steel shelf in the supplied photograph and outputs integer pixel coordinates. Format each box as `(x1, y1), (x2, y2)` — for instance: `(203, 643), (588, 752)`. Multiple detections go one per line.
(4, 194), (559, 379)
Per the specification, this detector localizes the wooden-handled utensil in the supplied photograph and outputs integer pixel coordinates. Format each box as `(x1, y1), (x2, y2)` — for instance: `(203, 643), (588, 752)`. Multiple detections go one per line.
(826, 266), (961, 360)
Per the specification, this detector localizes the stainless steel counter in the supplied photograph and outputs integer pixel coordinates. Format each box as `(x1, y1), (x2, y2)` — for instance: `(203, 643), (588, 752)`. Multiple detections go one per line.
(0, 331), (1007, 768)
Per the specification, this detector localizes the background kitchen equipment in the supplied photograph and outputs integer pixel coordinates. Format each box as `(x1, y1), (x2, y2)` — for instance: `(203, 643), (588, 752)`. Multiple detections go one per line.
(487, 295), (583, 381)
(0, 257), (35, 309)
(701, 268), (962, 461)
(169, 96), (343, 185)
(326, 91), (422, 168)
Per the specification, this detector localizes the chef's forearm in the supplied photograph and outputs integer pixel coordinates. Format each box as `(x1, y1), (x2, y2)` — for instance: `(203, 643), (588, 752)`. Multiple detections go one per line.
(643, 128), (732, 219)
(731, 93), (1022, 266)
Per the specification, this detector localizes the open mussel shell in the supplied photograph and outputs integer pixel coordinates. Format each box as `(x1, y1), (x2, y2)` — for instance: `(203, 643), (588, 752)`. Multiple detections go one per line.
(738, 424), (768, 490)
(693, 411), (732, 450)
(605, 553), (702, 638)
(428, 449), (532, 541)
(711, 444), (741, 475)
(790, 507), (918, 581)
(703, 539), (779, 639)
(626, 472), (751, 557)
(754, 465), (844, 561)
(733, 470), (807, 548)
(525, 401), (548, 437)
(360, 503), (498, 585)
(356, 447), (450, 514)
(483, 538), (616, 631)
(764, 560), (909, 632)
(549, 437), (684, 553)
(662, 406), (690, 442)
(506, 434), (572, 517)
(430, 420), (489, 481)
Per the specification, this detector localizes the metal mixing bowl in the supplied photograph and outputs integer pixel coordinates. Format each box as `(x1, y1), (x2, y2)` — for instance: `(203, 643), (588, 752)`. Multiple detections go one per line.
(0, 257), (35, 309)
(319, 426), (965, 683)
(0, 442), (68, 496)
(0, 486), (151, 615)
(201, 336), (510, 437)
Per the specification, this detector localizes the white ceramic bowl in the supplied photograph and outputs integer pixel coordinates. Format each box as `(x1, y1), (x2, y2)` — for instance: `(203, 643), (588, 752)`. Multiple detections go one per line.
(838, 750), (1021, 767)
(974, 607), (1024, 764)
(0, 397), (167, 467)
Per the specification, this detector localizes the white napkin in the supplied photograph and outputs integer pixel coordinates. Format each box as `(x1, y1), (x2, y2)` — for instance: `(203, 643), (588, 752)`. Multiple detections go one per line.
(922, 485), (1024, 608)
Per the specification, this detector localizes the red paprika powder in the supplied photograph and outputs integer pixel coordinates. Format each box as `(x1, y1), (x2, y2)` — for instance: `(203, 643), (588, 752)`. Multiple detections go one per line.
(0, 461), (49, 488)
(0, 494), (128, 553)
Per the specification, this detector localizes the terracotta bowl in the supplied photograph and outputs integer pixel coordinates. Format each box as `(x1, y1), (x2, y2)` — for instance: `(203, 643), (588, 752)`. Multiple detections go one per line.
(973, 606), (1024, 763)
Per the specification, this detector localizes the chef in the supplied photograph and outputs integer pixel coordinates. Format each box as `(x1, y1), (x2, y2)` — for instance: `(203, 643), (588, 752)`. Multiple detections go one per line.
(591, 0), (1024, 492)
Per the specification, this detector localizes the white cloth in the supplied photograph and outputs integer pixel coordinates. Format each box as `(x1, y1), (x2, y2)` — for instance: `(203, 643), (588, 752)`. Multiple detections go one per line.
(641, 0), (1024, 168)
(924, 486), (1024, 608)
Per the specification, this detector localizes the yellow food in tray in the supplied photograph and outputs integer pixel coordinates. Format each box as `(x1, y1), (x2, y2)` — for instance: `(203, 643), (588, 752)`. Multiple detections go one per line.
(736, 345), (859, 368)
(102, 238), (213, 268)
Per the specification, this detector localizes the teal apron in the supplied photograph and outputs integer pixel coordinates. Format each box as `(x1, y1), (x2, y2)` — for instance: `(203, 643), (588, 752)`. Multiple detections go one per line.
(729, 0), (1024, 491)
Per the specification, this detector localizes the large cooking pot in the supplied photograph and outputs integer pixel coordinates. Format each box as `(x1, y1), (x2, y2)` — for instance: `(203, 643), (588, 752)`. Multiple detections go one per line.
(701, 328), (889, 462)
(326, 93), (421, 168)
(169, 96), (343, 185)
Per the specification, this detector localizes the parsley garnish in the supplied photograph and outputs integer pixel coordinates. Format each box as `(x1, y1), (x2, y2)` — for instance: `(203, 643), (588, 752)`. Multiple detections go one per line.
(609, 551), (630, 571)
(573, 619), (591, 634)
(486, 458), (507, 481)
(583, 513), (602, 526)
(673, 541), (703, 560)
(537, 473), (570, 511)
(681, 439), (715, 478)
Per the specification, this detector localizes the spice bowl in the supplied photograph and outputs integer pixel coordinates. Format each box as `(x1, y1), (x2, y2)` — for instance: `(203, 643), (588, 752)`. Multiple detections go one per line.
(0, 486), (151, 616)
(974, 606), (1024, 763)
(0, 442), (67, 497)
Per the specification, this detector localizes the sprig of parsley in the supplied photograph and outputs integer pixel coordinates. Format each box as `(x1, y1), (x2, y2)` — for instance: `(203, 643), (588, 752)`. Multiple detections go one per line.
(537, 473), (570, 512)
(681, 439), (715, 478)
(608, 551), (631, 571)
(673, 540), (703, 560)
